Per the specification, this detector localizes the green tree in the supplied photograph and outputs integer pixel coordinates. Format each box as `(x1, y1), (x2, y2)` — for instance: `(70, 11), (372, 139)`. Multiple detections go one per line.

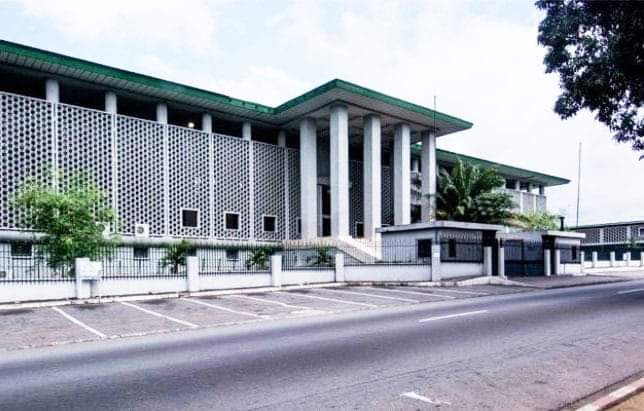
(436, 160), (515, 224)
(161, 240), (195, 274)
(245, 246), (272, 271)
(13, 172), (117, 272)
(536, 0), (644, 157)
(512, 211), (559, 231)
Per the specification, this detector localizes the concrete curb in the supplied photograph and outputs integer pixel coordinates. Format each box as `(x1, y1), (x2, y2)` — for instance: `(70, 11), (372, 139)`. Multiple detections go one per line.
(576, 376), (644, 411)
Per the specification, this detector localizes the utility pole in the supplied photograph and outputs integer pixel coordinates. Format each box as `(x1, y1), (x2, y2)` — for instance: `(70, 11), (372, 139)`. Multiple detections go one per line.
(575, 142), (582, 227)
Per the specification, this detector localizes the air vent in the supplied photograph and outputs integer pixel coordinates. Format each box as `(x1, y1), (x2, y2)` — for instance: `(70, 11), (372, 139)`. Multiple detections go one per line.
(134, 223), (150, 237)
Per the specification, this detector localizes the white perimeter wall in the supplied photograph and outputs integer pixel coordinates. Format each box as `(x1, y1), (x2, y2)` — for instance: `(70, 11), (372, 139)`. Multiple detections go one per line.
(441, 263), (485, 279)
(282, 269), (335, 286)
(344, 265), (430, 282)
(0, 282), (76, 304)
(199, 273), (272, 290)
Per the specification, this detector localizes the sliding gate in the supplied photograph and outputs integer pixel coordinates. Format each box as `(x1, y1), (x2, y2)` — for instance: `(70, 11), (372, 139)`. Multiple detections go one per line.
(504, 240), (544, 276)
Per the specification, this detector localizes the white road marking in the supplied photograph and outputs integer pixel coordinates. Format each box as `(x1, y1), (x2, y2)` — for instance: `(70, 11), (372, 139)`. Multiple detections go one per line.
(278, 291), (378, 308)
(230, 294), (313, 310)
(324, 288), (419, 303)
(418, 310), (488, 323)
(617, 288), (644, 295)
(359, 287), (456, 299)
(51, 307), (107, 339)
(401, 391), (451, 405)
(120, 301), (198, 328)
(182, 298), (265, 319)
(430, 288), (490, 296)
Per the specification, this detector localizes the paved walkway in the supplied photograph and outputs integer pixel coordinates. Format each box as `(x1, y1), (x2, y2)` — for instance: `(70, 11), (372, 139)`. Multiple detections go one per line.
(508, 275), (629, 289)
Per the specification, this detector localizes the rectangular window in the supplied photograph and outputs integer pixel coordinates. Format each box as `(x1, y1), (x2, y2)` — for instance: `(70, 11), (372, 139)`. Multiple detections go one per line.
(181, 209), (199, 228)
(448, 239), (457, 258)
(263, 215), (276, 232)
(572, 246), (578, 261)
(225, 249), (239, 261)
(417, 239), (432, 259)
(296, 218), (302, 235)
(355, 222), (364, 238)
(11, 243), (32, 258)
(133, 247), (149, 260)
(639, 227), (644, 238)
(225, 212), (240, 230)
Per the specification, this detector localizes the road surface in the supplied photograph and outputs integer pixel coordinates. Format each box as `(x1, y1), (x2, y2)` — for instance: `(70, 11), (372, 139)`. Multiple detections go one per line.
(2, 280), (644, 410)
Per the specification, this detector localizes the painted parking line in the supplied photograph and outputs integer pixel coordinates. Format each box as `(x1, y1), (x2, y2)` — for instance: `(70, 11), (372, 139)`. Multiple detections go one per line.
(51, 307), (107, 339)
(617, 288), (644, 295)
(120, 302), (198, 329)
(432, 288), (490, 296)
(358, 287), (456, 300)
(230, 294), (313, 311)
(323, 288), (419, 303)
(280, 291), (378, 308)
(182, 298), (265, 319)
(418, 310), (488, 323)
(401, 391), (451, 406)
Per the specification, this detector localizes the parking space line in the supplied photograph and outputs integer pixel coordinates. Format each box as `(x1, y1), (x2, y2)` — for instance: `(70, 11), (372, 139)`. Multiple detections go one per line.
(230, 294), (312, 310)
(430, 288), (489, 296)
(120, 302), (198, 328)
(51, 307), (107, 339)
(617, 288), (644, 295)
(278, 291), (378, 308)
(323, 288), (419, 303)
(418, 310), (488, 323)
(182, 298), (264, 319)
(356, 287), (456, 300)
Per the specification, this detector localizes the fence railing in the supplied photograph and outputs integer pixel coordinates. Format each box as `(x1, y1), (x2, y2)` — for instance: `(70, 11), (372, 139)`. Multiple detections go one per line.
(343, 242), (432, 266)
(282, 244), (336, 271)
(101, 248), (186, 279)
(0, 247), (74, 282)
(198, 246), (275, 274)
(439, 239), (483, 263)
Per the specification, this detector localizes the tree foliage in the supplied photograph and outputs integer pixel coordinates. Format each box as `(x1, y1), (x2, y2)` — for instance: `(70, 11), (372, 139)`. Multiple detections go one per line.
(161, 240), (196, 274)
(13, 172), (117, 270)
(536, 0), (644, 156)
(436, 160), (515, 224)
(512, 211), (559, 231)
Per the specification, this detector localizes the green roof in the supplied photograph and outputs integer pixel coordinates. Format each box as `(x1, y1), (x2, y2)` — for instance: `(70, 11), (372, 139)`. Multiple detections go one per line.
(0, 40), (472, 132)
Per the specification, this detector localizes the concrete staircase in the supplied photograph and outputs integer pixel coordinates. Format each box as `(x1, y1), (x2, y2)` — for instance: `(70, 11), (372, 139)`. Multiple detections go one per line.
(283, 237), (382, 264)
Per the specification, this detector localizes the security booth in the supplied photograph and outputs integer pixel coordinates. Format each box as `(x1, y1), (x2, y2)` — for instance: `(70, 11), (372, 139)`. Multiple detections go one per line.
(502, 231), (585, 276)
(377, 221), (504, 282)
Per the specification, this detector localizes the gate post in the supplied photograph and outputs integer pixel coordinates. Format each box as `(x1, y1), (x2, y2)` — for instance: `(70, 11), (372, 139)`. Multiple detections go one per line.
(609, 251), (616, 267)
(624, 252), (631, 267)
(553, 249), (561, 275)
(497, 242), (506, 279)
(592, 251), (598, 268)
(483, 246), (493, 276)
(544, 250), (551, 276)
(580, 251), (585, 274)
(431, 244), (441, 282)
(186, 256), (200, 293)
(271, 254), (283, 287)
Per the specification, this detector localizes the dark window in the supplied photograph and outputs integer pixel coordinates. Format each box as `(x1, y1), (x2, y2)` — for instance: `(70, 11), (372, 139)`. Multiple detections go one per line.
(296, 218), (302, 234)
(322, 217), (331, 237)
(182, 209), (199, 227)
(417, 239), (432, 259)
(226, 249), (239, 261)
(225, 213), (240, 230)
(11, 243), (32, 257)
(639, 227), (644, 238)
(572, 246), (578, 261)
(321, 186), (331, 215)
(448, 239), (457, 258)
(133, 247), (149, 259)
(355, 222), (364, 238)
(263, 216), (276, 232)
(186, 247), (197, 257)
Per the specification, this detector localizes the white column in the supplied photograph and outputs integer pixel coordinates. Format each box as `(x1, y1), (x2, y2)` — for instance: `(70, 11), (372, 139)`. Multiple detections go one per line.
(609, 251), (616, 267)
(242, 121), (252, 141)
(334, 253), (345, 282)
(393, 123), (411, 225)
(157, 103), (169, 236)
(278, 130), (287, 147)
(421, 130), (437, 222)
(592, 251), (598, 268)
(514, 180), (521, 191)
(483, 246), (493, 276)
(156, 103), (168, 124)
(271, 254), (282, 287)
(363, 115), (381, 239)
(554, 249), (561, 275)
(45, 79), (59, 103)
(411, 158), (419, 173)
(330, 104), (350, 238)
(299, 118), (318, 240)
(498, 245), (506, 278)
(186, 256), (200, 292)
(544, 250), (552, 276)
(105, 92), (117, 114)
(201, 113), (213, 133)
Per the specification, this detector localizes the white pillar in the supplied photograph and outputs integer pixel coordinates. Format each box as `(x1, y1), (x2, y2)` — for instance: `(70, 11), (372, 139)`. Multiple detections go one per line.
(329, 104), (350, 238)
(393, 123), (411, 225)
(186, 256), (200, 292)
(554, 249), (561, 275)
(242, 121), (252, 141)
(278, 130), (287, 147)
(514, 180), (521, 191)
(156, 103), (168, 124)
(580, 251), (585, 273)
(431, 244), (442, 282)
(592, 251), (598, 268)
(421, 130), (437, 222)
(334, 253), (345, 283)
(271, 254), (282, 287)
(609, 251), (616, 267)
(202, 113), (213, 133)
(105, 92), (117, 114)
(624, 252), (631, 267)
(45, 79), (59, 103)
(640, 252), (644, 267)
(483, 246), (493, 276)
(299, 118), (318, 240)
(363, 115), (381, 239)
(498, 246), (506, 278)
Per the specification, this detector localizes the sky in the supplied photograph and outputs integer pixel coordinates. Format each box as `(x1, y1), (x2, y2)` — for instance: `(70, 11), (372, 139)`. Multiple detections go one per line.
(1, 0), (642, 225)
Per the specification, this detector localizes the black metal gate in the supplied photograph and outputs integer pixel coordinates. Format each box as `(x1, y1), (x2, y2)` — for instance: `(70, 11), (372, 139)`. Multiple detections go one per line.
(505, 240), (544, 276)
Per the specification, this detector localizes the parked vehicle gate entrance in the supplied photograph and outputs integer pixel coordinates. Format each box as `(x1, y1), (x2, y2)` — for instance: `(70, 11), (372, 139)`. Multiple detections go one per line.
(504, 240), (544, 276)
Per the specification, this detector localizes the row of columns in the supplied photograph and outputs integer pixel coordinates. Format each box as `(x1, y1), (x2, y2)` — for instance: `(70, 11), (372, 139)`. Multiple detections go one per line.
(298, 105), (437, 240)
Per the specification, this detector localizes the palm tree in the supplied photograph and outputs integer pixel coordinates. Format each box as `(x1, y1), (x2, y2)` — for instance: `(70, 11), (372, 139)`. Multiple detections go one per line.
(435, 159), (515, 224)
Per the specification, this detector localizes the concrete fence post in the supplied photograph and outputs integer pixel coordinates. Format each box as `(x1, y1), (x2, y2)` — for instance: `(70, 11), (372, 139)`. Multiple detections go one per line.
(640, 252), (644, 267)
(271, 254), (282, 288)
(624, 252), (631, 267)
(431, 244), (441, 282)
(186, 256), (200, 293)
(580, 251), (585, 274)
(483, 246), (493, 277)
(334, 253), (345, 283)
(544, 250), (552, 277)
(74, 257), (100, 299)
(592, 251), (598, 268)
(554, 249), (561, 275)
(609, 251), (616, 267)
(497, 246), (506, 279)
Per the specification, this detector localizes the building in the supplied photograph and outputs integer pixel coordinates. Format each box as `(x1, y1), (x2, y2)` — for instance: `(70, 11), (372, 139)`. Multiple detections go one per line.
(0, 40), (568, 252)
(575, 220), (644, 261)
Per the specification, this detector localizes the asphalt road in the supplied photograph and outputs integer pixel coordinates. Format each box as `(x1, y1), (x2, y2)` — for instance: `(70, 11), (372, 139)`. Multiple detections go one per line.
(2, 280), (644, 410)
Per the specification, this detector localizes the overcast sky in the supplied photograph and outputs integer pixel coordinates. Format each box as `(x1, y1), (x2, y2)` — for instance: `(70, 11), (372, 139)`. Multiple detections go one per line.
(1, 0), (642, 225)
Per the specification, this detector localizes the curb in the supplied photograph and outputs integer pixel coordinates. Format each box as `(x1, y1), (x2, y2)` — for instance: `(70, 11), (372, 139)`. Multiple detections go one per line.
(576, 376), (644, 411)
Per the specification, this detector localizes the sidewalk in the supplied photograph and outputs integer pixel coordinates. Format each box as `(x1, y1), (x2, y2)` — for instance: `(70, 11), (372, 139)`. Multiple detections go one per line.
(507, 275), (629, 289)
(576, 375), (644, 411)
